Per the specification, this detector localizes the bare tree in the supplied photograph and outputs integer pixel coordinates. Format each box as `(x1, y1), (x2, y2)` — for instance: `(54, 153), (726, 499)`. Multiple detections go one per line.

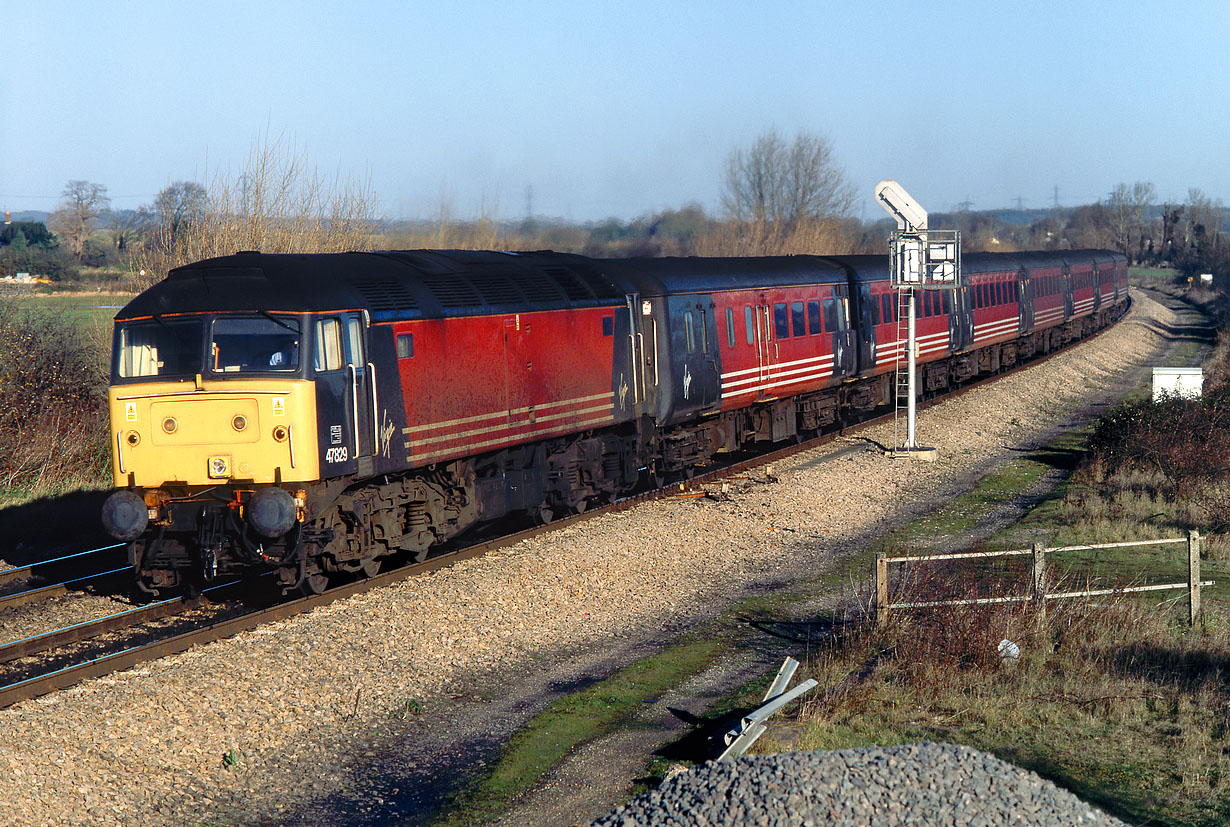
(48, 180), (111, 261)
(721, 129), (856, 252)
(108, 208), (153, 253)
(1106, 181), (1156, 262)
(153, 181), (207, 251)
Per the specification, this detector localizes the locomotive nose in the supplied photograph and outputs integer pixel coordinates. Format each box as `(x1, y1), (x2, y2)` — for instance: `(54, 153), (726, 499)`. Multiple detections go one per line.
(102, 490), (149, 541)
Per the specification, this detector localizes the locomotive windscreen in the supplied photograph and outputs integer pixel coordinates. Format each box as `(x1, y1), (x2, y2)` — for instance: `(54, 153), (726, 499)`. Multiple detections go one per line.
(115, 318), (203, 379)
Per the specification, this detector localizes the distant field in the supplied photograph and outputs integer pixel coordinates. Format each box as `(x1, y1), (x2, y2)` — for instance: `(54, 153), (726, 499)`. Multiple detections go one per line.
(1, 292), (130, 329)
(1129, 265), (1180, 282)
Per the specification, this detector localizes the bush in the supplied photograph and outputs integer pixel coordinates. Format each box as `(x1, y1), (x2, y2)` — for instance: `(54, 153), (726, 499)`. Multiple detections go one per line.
(0, 302), (110, 495)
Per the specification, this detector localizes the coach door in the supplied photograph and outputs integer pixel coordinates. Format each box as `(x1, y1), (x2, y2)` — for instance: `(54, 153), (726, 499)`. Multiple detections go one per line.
(753, 296), (776, 398)
(1061, 268), (1075, 320)
(953, 285), (974, 351)
(826, 289), (855, 379)
(1018, 271), (1034, 333)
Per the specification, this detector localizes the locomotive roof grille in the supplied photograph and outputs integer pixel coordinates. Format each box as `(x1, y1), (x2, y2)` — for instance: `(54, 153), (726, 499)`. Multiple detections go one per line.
(541, 265), (596, 301)
(346, 276), (421, 311)
(421, 274), (485, 308)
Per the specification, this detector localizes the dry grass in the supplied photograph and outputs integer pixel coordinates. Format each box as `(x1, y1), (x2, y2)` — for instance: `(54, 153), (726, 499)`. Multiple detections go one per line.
(781, 565), (1230, 826)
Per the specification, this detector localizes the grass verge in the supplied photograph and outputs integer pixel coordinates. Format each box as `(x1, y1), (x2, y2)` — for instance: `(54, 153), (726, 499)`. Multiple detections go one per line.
(774, 424), (1230, 826)
(427, 638), (724, 827)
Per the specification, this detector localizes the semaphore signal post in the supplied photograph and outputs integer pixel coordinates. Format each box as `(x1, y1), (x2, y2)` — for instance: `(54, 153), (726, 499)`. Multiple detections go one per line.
(874, 180), (962, 461)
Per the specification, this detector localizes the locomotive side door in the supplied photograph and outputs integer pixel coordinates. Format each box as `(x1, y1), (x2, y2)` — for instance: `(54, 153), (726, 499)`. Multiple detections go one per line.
(344, 313), (376, 468)
(313, 313), (375, 476)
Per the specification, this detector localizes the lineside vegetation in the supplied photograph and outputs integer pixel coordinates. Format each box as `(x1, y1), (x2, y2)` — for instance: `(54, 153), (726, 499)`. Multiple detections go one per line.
(766, 284), (1230, 826)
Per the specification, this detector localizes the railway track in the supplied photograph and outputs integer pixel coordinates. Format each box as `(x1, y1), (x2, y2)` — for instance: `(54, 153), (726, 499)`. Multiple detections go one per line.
(0, 305), (1129, 710)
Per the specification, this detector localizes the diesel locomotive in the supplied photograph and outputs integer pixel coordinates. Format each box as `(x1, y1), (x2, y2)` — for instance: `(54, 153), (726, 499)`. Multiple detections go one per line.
(101, 249), (1128, 595)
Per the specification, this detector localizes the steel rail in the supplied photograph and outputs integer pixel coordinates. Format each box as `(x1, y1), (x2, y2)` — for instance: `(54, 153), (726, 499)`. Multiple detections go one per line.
(0, 594), (191, 665)
(0, 300), (1134, 710)
(0, 567), (130, 613)
(0, 544), (125, 590)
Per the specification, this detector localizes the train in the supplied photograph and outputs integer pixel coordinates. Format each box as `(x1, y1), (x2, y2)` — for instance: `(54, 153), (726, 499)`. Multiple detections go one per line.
(100, 248), (1128, 595)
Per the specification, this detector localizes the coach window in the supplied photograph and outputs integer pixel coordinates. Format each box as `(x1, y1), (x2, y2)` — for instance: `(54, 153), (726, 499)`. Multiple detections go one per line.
(880, 294), (892, 324)
(809, 300), (822, 333)
(942, 291), (952, 315)
(314, 318), (343, 372)
(602, 316), (613, 336)
(684, 311), (695, 352)
(774, 303), (789, 339)
(822, 298), (837, 331)
(791, 301), (806, 337)
(699, 309), (709, 353)
(745, 306), (755, 345)
(726, 308), (735, 347)
(396, 333), (414, 359)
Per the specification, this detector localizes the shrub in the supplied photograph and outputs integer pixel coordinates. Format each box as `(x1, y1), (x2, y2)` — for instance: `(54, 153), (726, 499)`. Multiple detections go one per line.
(0, 302), (110, 495)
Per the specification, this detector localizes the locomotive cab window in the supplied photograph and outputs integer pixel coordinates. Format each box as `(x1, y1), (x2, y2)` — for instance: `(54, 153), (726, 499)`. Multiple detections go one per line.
(344, 317), (364, 365)
(210, 315), (300, 374)
(115, 318), (203, 379)
(314, 318), (343, 372)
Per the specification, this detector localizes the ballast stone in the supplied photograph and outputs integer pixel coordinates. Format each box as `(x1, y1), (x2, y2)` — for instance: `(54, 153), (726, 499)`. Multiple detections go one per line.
(590, 742), (1125, 827)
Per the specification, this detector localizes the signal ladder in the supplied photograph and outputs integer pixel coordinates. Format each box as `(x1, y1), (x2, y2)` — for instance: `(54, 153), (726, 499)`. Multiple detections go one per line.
(891, 288), (912, 450)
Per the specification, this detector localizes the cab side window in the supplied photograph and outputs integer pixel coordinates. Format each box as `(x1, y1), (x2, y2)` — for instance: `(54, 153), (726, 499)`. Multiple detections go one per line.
(344, 316), (364, 365)
(314, 318), (343, 372)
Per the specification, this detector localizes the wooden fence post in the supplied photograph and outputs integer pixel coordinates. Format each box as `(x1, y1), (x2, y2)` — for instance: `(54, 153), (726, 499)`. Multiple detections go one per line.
(1031, 542), (1048, 621)
(875, 553), (888, 628)
(1189, 529), (1202, 626)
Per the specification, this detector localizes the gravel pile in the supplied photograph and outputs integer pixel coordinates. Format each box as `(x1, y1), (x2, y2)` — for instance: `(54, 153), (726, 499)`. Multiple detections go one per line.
(0, 292), (1194, 825)
(592, 743), (1125, 826)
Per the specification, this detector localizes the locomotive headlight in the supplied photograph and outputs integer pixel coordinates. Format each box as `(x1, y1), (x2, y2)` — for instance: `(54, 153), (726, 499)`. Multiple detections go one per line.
(272, 425), (288, 442)
(232, 414), (248, 432)
(126, 431), (141, 447)
(162, 417), (178, 434)
(208, 455), (232, 478)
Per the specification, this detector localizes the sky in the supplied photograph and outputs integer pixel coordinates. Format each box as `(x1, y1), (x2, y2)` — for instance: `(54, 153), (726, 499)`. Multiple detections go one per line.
(3, 0), (1229, 223)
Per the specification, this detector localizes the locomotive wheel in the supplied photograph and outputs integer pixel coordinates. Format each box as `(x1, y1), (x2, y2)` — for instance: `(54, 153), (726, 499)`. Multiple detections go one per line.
(300, 572), (329, 596)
